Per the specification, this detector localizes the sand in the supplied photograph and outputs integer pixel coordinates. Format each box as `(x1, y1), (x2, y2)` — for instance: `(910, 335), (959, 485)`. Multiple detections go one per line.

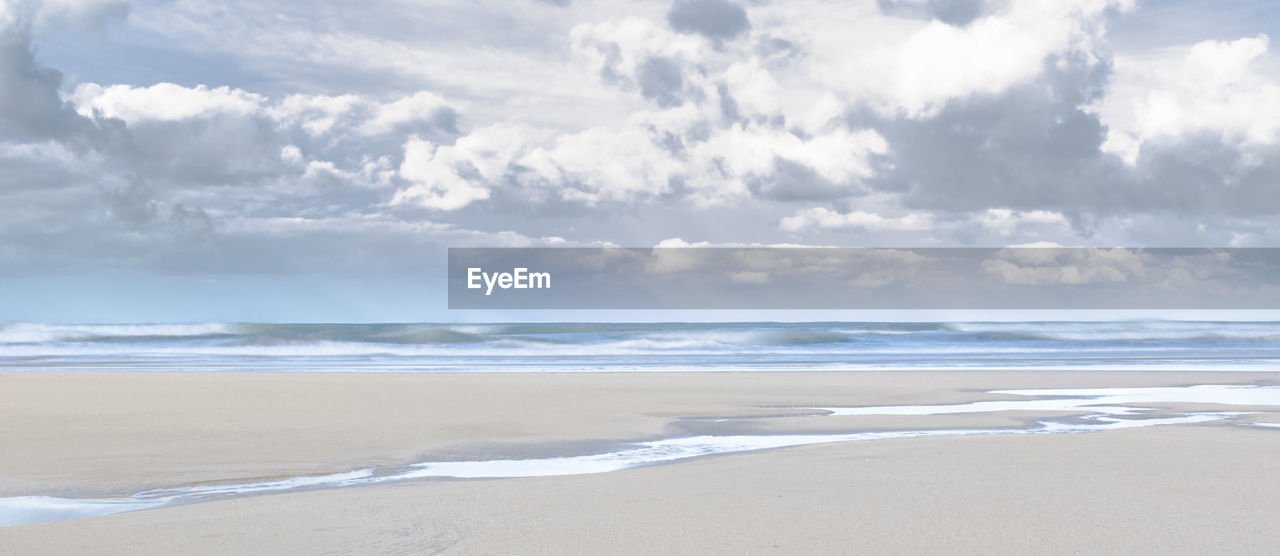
(1, 370), (1279, 554)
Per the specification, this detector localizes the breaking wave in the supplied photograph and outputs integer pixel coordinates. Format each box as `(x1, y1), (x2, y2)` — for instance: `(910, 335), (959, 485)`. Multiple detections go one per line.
(1, 321), (1278, 371)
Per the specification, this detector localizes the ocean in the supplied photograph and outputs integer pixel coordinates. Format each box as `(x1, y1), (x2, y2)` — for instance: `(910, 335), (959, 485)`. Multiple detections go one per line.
(2, 321), (1279, 372)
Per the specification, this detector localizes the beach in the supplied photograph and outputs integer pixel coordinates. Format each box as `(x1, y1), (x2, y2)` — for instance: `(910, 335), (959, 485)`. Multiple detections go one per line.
(7, 0), (1280, 550)
(2, 370), (1279, 554)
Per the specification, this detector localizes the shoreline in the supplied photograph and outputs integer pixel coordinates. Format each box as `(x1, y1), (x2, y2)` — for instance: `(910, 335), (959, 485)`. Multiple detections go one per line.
(2, 370), (1279, 552)
(3, 370), (1278, 495)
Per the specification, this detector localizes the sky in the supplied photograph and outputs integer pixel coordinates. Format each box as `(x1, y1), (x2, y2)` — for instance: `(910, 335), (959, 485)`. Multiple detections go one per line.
(1, 0), (1279, 322)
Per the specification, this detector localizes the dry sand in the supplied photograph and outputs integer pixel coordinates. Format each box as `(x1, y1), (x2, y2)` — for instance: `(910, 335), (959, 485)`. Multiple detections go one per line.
(2, 370), (1279, 554)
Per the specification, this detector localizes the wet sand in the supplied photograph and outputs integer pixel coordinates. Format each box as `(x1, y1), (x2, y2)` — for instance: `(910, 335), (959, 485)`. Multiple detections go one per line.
(1, 371), (1278, 553)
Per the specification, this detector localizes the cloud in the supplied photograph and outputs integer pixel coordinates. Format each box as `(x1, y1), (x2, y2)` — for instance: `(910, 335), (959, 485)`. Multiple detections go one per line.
(981, 247), (1147, 285)
(0, 9), (95, 144)
(385, 16), (890, 211)
(302, 157), (395, 191)
(780, 207), (936, 232)
(34, 0), (130, 27)
(0, 19), (477, 268)
(76, 85), (459, 137)
(728, 270), (769, 284)
(71, 83), (265, 122)
(6, 0), (1280, 299)
(860, 51), (1120, 215)
(977, 208), (1070, 237)
(392, 127), (529, 210)
(168, 203), (214, 240)
(813, 0), (1134, 118)
(56, 80), (467, 199)
(518, 123), (685, 204)
(636, 56), (688, 108)
(855, 28), (1280, 226)
(667, 0), (751, 43)
(875, 0), (993, 26)
(105, 181), (156, 225)
(1091, 34), (1280, 165)
(387, 107), (889, 210)
(571, 16), (706, 105)
(357, 91), (457, 136)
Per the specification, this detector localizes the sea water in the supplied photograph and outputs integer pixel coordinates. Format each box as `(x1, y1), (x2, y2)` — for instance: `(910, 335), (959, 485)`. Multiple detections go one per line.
(2, 320), (1279, 372)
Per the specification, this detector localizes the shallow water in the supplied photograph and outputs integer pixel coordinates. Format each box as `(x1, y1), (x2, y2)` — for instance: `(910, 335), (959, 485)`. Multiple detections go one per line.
(2, 383), (1274, 527)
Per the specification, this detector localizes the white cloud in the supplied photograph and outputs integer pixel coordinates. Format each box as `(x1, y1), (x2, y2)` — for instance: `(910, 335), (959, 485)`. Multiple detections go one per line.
(269, 94), (363, 136)
(61, 79), (464, 200)
(8, 0), (1280, 288)
(388, 109), (888, 209)
(519, 122), (684, 203)
(357, 91), (453, 136)
(270, 91), (457, 137)
(223, 211), (570, 247)
(70, 83), (265, 122)
(979, 208), (1070, 236)
(1092, 34), (1280, 165)
(729, 271), (769, 284)
(571, 16), (706, 92)
(279, 144), (303, 165)
(388, 14), (890, 211)
(779, 207), (935, 232)
(805, 0), (1133, 117)
(74, 83), (458, 140)
(655, 238), (710, 247)
(982, 247), (1147, 285)
(392, 127), (539, 210)
(688, 124), (888, 202)
(302, 157), (394, 190)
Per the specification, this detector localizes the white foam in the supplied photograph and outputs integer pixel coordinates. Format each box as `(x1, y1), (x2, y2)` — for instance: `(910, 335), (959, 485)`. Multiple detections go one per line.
(0, 323), (230, 344)
(134, 468), (375, 499)
(819, 385), (1280, 417)
(993, 385), (1280, 405)
(397, 412), (1234, 480)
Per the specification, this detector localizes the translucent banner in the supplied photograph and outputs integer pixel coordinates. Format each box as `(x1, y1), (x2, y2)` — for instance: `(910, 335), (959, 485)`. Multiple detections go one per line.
(447, 248), (1280, 309)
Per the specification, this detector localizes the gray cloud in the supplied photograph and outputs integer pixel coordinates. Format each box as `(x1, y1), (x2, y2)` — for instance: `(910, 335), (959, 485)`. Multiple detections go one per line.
(637, 56), (688, 107)
(749, 159), (862, 202)
(667, 0), (751, 43)
(755, 35), (801, 63)
(0, 22), (93, 144)
(875, 0), (996, 26)
(168, 204), (215, 241)
(858, 51), (1280, 228)
(1125, 138), (1280, 217)
(862, 55), (1117, 216)
(3, 0), (1280, 303)
(105, 181), (157, 225)
(124, 117), (286, 185)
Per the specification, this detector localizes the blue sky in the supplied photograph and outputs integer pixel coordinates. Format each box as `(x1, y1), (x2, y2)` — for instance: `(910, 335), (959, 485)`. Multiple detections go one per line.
(2, 0), (1279, 322)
